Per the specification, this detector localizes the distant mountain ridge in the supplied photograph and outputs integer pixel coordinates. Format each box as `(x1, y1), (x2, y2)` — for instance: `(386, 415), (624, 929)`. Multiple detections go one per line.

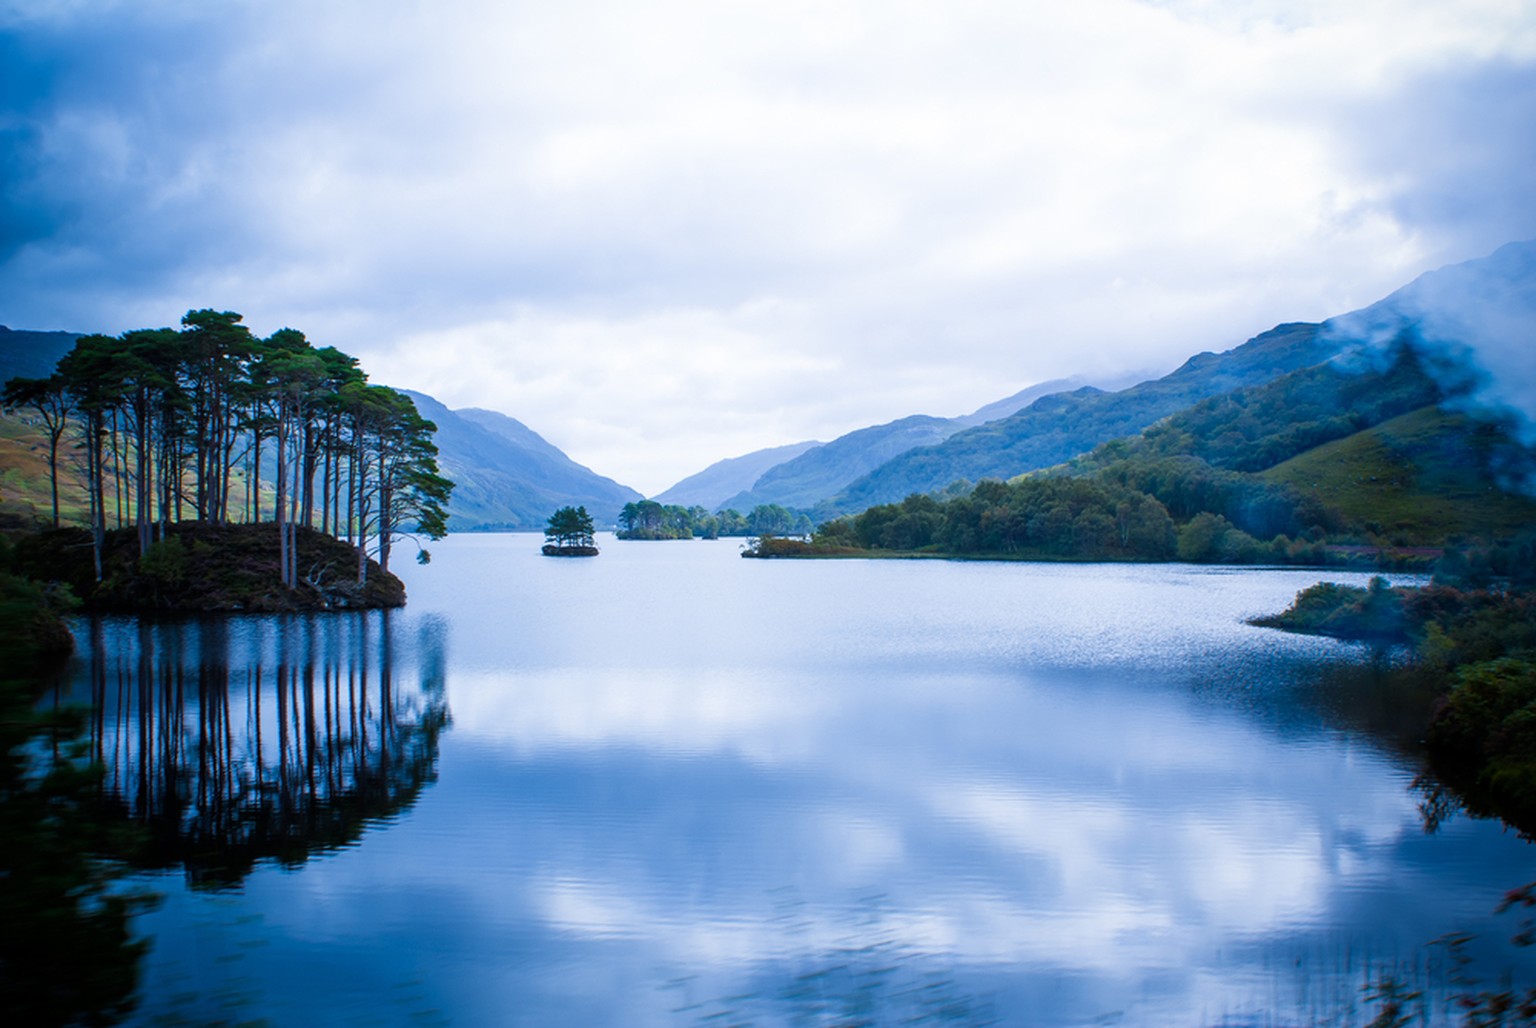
(700, 378), (1125, 513)
(652, 440), (822, 508)
(815, 321), (1335, 517)
(812, 242), (1536, 517)
(721, 414), (965, 512)
(0, 327), (80, 383)
(953, 373), (1141, 427)
(655, 370), (1155, 516)
(399, 390), (641, 530)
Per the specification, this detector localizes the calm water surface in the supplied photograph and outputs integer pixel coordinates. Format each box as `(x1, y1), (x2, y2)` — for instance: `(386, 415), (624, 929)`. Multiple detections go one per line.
(55, 534), (1536, 1025)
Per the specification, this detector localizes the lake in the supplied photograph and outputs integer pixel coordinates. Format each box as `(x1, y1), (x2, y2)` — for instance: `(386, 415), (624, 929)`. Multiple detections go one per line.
(45, 534), (1536, 1025)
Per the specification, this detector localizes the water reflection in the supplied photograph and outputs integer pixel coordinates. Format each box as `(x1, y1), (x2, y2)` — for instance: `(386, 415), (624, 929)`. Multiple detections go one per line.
(80, 540), (1536, 1025)
(2, 669), (156, 1025)
(66, 611), (449, 888)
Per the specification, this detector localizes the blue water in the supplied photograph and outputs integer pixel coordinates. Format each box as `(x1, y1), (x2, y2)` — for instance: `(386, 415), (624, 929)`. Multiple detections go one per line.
(56, 535), (1536, 1025)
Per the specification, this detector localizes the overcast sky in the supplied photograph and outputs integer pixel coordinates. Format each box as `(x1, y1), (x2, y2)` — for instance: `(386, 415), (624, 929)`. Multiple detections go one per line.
(3, 1), (1534, 495)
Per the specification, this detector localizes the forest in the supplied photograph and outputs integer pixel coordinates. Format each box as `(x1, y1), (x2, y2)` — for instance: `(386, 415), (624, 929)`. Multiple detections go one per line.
(617, 500), (813, 540)
(1, 310), (451, 606)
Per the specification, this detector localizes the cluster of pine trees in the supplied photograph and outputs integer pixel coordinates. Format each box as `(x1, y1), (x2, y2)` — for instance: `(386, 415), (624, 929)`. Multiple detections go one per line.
(2, 309), (452, 588)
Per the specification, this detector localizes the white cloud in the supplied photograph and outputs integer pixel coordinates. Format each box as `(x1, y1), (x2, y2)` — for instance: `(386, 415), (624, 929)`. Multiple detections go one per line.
(3, 0), (1534, 492)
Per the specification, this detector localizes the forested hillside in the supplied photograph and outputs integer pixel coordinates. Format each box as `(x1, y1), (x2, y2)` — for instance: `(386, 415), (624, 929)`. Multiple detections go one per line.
(1262, 407), (1536, 544)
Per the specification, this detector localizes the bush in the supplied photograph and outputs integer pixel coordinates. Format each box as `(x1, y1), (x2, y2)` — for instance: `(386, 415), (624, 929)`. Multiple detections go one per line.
(1428, 658), (1536, 794)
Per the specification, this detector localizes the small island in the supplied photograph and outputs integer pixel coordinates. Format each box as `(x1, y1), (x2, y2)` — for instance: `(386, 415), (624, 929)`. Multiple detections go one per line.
(1, 309), (452, 614)
(542, 505), (599, 556)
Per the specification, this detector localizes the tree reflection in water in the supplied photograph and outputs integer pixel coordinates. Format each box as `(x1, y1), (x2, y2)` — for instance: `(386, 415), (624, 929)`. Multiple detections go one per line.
(75, 611), (448, 888)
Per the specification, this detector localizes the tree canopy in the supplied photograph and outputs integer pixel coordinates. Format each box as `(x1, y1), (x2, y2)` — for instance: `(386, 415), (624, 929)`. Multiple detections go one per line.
(615, 501), (812, 540)
(544, 505), (597, 554)
(1, 309), (453, 594)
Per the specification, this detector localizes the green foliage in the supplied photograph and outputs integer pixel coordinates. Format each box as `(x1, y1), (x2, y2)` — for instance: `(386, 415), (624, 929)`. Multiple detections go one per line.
(544, 505), (597, 551)
(1404, 586), (1536, 668)
(1253, 577), (1409, 642)
(614, 501), (799, 540)
(3, 308), (454, 602)
(1428, 659), (1536, 805)
(0, 570), (76, 668)
(1129, 343), (1443, 473)
(135, 536), (188, 604)
(814, 476), (1177, 561)
(1092, 454), (1341, 542)
(1262, 407), (1536, 545)
(746, 503), (812, 537)
(1259, 576), (1536, 827)
(618, 500), (702, 539)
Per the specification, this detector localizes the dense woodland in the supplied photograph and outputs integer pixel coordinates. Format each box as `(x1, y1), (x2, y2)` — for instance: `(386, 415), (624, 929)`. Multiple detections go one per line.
(1, 310), (451, 601)
(617, 500), (812, 540)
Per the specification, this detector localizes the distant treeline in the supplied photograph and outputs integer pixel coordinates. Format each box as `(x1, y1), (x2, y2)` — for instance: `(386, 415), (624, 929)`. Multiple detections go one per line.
(808, 469), (1340, 564)
(617, 500), (813, 540)
(2, 309), (451, 589)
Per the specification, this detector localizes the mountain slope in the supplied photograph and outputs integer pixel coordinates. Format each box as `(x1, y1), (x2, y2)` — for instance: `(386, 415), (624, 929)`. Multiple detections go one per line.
(397, 390), (642, 530)
(954, 372), (1144, 428)
(722, 414), (964, 512)
(820, 240), (1536, 518)
(652, 440), (822, 508)
(0, 327), (80, 383)
(819, 321), (1332, 517)
(1260, 406), (1536, 543)
(454, 406), (581, 465)
(662, 374), (1137, 515)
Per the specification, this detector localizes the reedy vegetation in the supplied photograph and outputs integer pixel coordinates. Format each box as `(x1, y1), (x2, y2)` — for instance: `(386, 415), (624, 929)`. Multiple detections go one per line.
(2, 309), (451, 592)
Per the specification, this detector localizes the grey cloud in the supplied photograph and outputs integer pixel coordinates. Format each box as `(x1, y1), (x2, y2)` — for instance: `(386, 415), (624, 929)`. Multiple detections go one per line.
(5, 2), (1536, 488)
(1328, 58), (1536, 259)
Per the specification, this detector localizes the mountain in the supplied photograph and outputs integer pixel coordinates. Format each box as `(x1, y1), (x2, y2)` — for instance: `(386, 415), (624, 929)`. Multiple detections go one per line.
(399, 390), (641, 530)
(1260, 406), (1536, 544)
(455, 406), (591, 467)
(655, 373), (1141, 516)
(721, 414), (966, 512)
(0, 327), (79, 383)
(809, 242), (1536, 518)
(953, 372), (1144, 428)
(1321, 239), (1536, 419)
(814, 321), (1334, 517)
(652, 440), (822, 508)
